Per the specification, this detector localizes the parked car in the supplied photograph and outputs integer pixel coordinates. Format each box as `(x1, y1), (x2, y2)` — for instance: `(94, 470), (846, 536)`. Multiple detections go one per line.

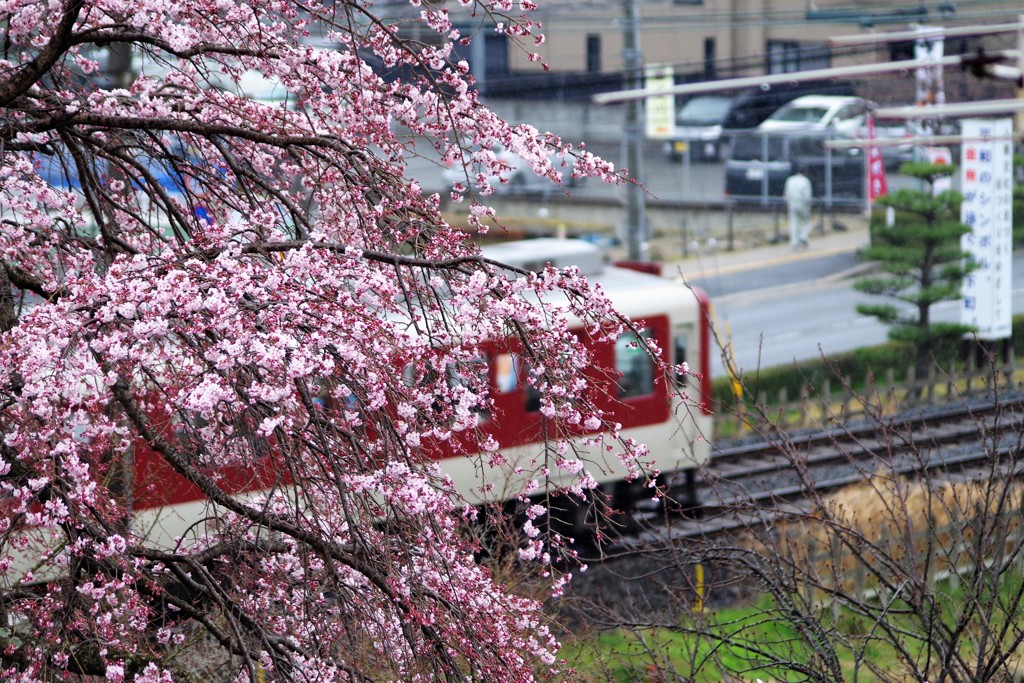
(442, 145), (580, 195)
(756, 95), (869, 136)
(721, 81), (857, 131)
(724, 132), (865, 203)
(759, 96), (921, 171)
(663, 95), (734, 162)
(872, 115), (917, 171)
(663, 80), (858, 163)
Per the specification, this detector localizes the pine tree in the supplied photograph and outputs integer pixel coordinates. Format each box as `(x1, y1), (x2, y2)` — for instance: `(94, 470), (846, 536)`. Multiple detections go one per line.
(855, 162), (977, 377)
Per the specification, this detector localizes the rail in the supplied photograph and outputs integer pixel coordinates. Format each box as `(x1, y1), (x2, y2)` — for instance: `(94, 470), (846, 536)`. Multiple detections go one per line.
(595, 396), (1024, 552)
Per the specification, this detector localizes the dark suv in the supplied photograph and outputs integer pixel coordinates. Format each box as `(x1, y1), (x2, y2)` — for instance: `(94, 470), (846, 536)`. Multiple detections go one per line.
(724, 132), (865, 204)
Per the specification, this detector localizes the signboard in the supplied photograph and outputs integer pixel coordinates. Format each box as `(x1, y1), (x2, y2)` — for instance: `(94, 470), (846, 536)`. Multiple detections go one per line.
(644, 63), (675, 140)
(960, 117), (1013, 340)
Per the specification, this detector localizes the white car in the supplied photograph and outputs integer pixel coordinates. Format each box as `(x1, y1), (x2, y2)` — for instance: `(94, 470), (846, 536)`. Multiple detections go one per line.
(442, 145), (580, 196)
(758, 95), (917, 169)
(757, 95), (869, 136)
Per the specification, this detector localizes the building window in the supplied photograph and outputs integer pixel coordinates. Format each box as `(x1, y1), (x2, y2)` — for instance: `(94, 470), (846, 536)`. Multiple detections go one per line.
(449, 24), (508, 79)
(767, 41), (830, 74)
(703, 38), (716, 78)
(586, 35), (601, 73)
(484, 32), (508, 76)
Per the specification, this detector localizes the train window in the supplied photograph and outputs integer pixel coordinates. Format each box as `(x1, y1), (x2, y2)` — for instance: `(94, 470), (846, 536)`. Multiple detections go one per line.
(447, 354), (489, 388)
(493, 352), (543, 412)
(674, 328), (689, 387)
(494, 353), (520, 394)
(312, 384), (332, 411)
(515, 357), (543, 413)
(174, 407), (273, 458)
(615, 328), (655, 399)
(518, 331), (583, 413)
(524, 381), (542, 414)
(447, 354), (491, 420)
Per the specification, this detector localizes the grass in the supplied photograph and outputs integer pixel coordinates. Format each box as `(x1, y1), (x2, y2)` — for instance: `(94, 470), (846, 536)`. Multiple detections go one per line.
(563, 578), (1024, 682)
(561, 597), (832, 682)
(559, 476), (1024, 682)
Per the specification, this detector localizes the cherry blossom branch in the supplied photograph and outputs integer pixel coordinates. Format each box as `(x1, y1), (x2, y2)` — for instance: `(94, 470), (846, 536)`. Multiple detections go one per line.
(7, 112), (365, 156)
(0, 0), (82, 108)
(69, 30), (279, 61)
(0, 2), (613, 677)
(104, 369), (469, 665)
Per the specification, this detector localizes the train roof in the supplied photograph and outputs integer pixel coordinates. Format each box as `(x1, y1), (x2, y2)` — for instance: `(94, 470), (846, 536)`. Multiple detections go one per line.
(482, 238), (606, 277)
(482, 238), (702, 317)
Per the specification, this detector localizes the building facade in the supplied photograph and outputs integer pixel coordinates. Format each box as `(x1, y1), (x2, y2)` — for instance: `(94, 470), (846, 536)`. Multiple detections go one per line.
(451, 0), (1019, 106)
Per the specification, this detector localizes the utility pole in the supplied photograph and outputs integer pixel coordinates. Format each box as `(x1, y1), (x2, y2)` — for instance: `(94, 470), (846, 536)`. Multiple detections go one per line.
(107, 42), (134, 88)
(622, 0), (648, 261)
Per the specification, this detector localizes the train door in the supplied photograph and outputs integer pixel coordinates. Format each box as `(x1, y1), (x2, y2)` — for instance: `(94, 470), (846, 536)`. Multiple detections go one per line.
(668, 319), (712, 508)
(673, 321), (694, 392)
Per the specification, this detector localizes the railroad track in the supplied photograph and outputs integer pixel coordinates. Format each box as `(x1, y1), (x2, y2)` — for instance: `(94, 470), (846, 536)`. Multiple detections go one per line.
(600, 395), (1024, 551)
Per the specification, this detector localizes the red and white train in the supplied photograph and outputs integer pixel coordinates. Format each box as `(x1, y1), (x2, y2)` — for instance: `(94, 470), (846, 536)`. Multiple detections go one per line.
(131, 238), (712, 542)
(439, 238), (713, 509)
(6, 239), (714, 582)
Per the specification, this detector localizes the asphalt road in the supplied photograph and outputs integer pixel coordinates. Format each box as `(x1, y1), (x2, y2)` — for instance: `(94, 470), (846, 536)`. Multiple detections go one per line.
(405, 136), (986, 379)
(692, 252), (1024, 379)
(684, 251), (863, 299)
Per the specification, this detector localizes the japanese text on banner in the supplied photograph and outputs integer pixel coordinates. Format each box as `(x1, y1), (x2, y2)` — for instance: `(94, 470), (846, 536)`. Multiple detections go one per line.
(960, 117), (1013, 340)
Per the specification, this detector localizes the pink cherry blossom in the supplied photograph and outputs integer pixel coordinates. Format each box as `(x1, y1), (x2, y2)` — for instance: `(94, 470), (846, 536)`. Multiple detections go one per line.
(0, 1), (663, 681)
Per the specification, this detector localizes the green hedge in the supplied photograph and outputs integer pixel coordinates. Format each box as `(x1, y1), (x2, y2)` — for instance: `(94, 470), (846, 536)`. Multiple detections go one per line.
(711, 315), (1024, 411)
(1015, 187), (1024, 245)
(1014, 153), (1024, 245)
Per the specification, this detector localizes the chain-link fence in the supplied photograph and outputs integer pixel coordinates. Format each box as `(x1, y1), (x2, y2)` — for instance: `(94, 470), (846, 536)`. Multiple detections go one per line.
(721, 129), (870, 209)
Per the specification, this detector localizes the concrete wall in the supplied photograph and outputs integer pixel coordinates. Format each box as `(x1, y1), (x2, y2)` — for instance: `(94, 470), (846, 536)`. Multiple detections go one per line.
(482, 97), (626, 144)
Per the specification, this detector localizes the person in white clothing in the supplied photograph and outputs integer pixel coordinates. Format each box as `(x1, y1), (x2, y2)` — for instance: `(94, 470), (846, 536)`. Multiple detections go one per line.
(783, 166), (813, 249)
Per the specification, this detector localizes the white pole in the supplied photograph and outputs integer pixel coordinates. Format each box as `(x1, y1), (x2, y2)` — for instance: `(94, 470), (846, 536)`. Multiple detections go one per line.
(592, 52), (1020, 105)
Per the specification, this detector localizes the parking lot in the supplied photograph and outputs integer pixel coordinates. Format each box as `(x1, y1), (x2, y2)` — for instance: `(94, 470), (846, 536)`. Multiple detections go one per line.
(412, 137), (934, 208)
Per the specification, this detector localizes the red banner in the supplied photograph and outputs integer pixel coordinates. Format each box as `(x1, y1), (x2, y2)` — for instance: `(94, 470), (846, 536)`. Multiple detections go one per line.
(866, 115), (888, 201)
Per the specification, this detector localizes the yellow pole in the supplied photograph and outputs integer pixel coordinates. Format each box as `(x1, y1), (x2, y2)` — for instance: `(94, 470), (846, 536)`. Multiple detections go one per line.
(695, 562), (705, 613)
(723, 319), (744, 431)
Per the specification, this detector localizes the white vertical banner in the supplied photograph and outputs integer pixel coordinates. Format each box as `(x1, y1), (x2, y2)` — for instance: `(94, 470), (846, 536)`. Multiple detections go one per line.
(644, 63), (675, 140)
(960, 117), (1014, 340)
(914, 25), (945, 139)
(914, 26), (945, 107)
